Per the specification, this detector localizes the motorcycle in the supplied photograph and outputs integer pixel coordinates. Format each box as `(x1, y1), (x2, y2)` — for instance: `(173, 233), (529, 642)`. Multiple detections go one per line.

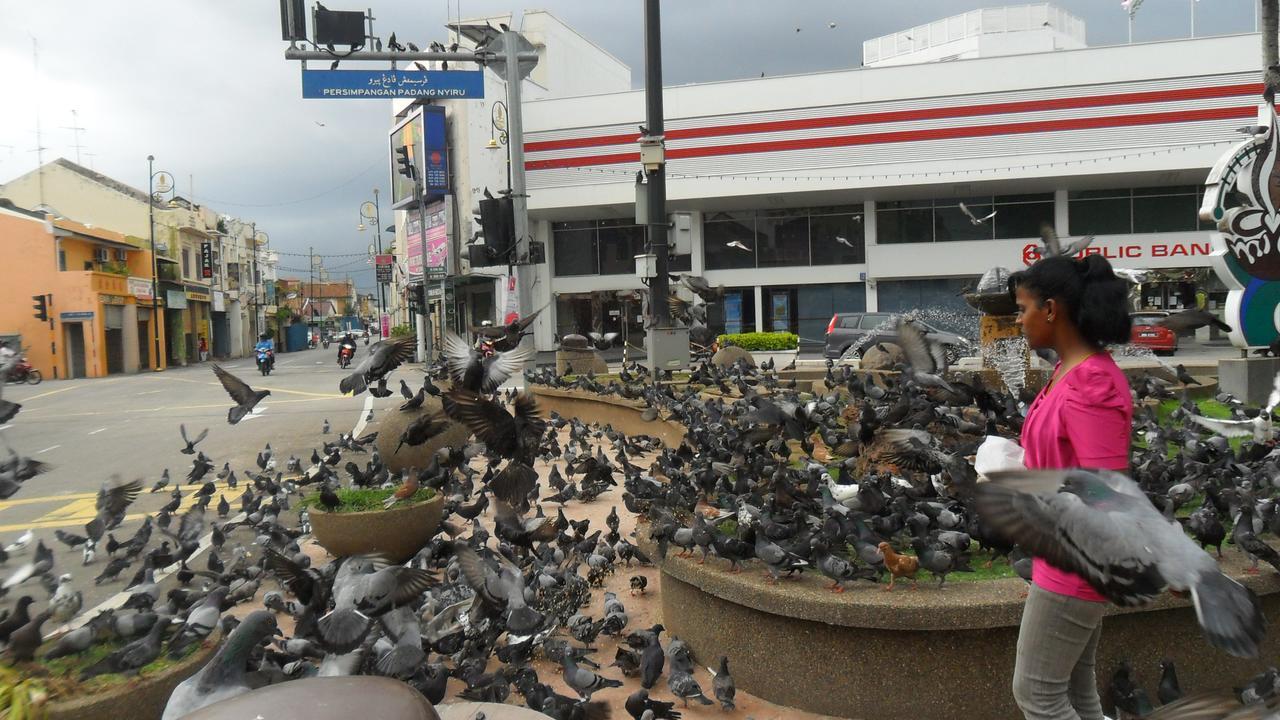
(256, 348), (274, 376)
(337, 345), (354, 369)
(5, 358), (41, 385)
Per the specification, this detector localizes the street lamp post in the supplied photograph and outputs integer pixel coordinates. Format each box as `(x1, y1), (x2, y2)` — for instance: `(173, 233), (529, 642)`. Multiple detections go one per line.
(358, 189), (386, 338)
(147, 155), (174, 371)
(254, 230), (269, 343)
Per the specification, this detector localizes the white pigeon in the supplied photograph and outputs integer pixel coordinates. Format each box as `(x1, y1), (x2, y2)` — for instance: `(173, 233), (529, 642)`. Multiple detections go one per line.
(49, 573), (83, 624)
(826, 473), (860, 508)
(958, 202), (996, 225)
(725, 240), (752, 253)
(1188, 372), (1280, 442)
(4, 529), (33, 554)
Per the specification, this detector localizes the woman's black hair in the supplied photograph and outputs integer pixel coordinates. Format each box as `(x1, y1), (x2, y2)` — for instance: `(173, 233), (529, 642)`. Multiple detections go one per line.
(1007, 254), (1131, 346)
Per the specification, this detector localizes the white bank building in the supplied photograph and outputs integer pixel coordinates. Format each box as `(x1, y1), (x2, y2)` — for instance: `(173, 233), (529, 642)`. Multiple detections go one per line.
(398, 4), (1255, 351)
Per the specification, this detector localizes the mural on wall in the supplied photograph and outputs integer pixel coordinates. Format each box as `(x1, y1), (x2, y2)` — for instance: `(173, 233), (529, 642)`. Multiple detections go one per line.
(1200, 103), (1280, 349)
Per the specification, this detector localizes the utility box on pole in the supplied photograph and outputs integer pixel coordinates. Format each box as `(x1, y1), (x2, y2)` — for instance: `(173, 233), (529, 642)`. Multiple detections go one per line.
(646, 326), (690, 374)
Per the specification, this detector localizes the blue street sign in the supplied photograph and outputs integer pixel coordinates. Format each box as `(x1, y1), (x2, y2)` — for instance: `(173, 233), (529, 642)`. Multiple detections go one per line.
(301, 69), (484, 99)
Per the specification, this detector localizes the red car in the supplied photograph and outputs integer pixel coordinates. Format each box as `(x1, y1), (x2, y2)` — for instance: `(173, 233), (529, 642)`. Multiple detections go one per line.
(1130, 311), (1178, 355)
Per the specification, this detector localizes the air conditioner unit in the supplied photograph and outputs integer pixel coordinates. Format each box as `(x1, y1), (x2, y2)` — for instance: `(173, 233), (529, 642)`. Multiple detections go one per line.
(94, 248), (110, 262)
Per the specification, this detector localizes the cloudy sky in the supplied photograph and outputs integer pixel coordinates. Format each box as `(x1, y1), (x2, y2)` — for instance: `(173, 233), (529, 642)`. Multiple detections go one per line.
(0, 0), (1260, 291)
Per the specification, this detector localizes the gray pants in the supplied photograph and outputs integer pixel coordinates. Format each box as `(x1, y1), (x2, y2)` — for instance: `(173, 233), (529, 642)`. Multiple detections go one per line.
(1012, 583), (1108, 720)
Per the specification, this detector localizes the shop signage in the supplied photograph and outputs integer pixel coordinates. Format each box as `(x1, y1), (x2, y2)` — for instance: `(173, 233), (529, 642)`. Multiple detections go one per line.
(98, 294), (126, 305)
(375, 254), (394, 283)
(213, 291), (226, 312)
(185, 286), (211, 302)
(60, 311), (94, 320)
(405, 200), (450, 280)
(1020, 240), (1214, 266)
(200, 241), (213, 279)
(127, 276), (153, 300)
(380, 312), (390, 339)
(166, 290), (189, 309)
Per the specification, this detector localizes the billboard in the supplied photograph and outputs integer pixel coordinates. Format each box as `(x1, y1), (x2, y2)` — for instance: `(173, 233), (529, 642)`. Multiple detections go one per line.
(405, 200), (450, 281)
(389, 105), (449, 210)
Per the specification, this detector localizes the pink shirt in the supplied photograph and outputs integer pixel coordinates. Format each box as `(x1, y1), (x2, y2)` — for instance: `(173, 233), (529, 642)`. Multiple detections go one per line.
(1020, 352), (1132, 603)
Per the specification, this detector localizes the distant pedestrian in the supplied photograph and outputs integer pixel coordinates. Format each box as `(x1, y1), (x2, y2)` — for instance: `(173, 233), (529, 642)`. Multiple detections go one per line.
(198, 337), (209, 362)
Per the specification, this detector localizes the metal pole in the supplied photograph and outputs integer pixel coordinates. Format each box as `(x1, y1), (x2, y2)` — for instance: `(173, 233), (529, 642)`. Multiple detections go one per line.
(644, 0), (670, 327)
(417, 182), (432, 359)
(373, 188), (386, 338)
(148, 155), (161, 371)
(1190, 0), (1195, 37)
(502, 31), (535, 349)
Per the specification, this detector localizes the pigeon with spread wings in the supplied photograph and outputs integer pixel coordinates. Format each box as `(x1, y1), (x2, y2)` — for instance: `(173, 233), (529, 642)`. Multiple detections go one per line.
(339, 335), (417, 396)
(1036, 222), (1094, 259)
(442, 331), (531, 394)
(211, 365), (270, 424)
(977, 468), (1265, 658)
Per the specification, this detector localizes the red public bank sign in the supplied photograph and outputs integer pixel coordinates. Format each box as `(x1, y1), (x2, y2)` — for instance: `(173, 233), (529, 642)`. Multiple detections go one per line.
(1021, 240), (1212, 266)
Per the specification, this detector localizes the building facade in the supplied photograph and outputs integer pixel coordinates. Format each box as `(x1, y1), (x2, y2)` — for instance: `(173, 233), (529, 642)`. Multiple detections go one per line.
(0, 202), (168, 378)
(0, 159), (277, 367)
(387, 5), (1253, 352)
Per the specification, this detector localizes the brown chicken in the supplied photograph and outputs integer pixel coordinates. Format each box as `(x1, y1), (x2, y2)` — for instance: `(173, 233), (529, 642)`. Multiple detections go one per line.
(382, 475), (420, 509)
(878, 542), (919, 591)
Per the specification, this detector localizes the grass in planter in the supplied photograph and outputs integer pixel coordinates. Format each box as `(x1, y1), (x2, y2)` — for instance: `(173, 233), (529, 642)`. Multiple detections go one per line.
(26, 634), (201, 700)
(300, 486), (435, 513)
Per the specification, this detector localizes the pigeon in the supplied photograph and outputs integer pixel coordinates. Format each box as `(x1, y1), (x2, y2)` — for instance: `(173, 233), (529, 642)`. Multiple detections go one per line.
(710, 655), (736, 711)
(322, 419), (330, 434)
(3, 541), (52, 590)
(395, 412), (450, 454)
(161, 611), (279, 720)
(212, 364), (270, 424)
(895, 317), (955, 393)
(472, 306), (545, 351)
(561, 654), (623, 700)
(442, 331), (532, 393)
(82, 615), (173, 679)
(1035, 222), (1094, 259)
(168, 586), (231, 659)
(1159, 309), (1232, 334)
(725, 240), (752, 252)
(958, 202), (996, 225)
(977, 468), (1266, 657)
(1174, 364), (1200, 386)
(1157, 658), (1183, 705)
(339, 335), (416, 396)
(6, 609), (50, 662)
(626, 688), (682, 719)
(179, 424), (208, 454)
(3, 529), (33, 554)
(49, 573), (83, 624)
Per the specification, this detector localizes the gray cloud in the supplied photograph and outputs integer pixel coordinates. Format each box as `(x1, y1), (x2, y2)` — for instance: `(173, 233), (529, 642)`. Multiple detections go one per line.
(0, 1), (1258, 291)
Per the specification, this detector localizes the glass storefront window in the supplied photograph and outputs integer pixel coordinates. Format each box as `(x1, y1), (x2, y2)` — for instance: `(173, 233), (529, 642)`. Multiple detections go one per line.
(810, 212), (865, 264)
(704, 214), (757, 270)
(597, 220), (644, 276)
(756, 213), (810, 268)
(552, 221), (598, 276)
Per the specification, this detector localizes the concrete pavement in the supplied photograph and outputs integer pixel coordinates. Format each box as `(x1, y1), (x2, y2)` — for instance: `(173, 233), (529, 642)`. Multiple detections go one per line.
(0, 343), (401, 613)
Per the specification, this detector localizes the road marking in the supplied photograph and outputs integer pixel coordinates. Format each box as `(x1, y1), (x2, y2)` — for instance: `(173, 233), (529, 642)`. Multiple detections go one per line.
(163, 375), (342, 399)
(353, 395), (374, 436)
(0, 424), (10, 431)
(138, 389), (163, 395)
(87, 427), (107, 435)
(21, 386), (79, 401)
(50, 511), (247, 639)
(35, 445), (60, 454)
(0, 492), (97, 511)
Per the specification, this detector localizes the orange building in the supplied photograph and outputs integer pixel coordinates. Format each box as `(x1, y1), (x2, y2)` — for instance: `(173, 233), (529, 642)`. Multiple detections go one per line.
(0, 200), (168, 379)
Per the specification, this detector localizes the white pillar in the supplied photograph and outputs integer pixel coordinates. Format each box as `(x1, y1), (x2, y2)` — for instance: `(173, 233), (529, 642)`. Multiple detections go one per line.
(863, 199), (878, 311)
(1054, 189), (1070, 234)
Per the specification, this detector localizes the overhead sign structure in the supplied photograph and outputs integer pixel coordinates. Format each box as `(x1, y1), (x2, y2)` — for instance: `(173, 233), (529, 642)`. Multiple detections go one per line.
(302, 69), (484, 99)
(389, 106), (449, 210)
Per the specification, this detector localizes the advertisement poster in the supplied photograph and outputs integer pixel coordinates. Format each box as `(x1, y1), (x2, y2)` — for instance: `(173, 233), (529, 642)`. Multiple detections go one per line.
(388, 106), (449, 211)
(380, 312), (390, 339)
(500, 274), (519, 325)
(724, 294), (742, 334)
(771, 292), (790, 331)
(404, 200), (449, 280)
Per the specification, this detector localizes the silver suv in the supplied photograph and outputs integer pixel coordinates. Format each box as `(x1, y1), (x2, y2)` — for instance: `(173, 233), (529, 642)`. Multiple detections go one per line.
(823, 312), (974, 362)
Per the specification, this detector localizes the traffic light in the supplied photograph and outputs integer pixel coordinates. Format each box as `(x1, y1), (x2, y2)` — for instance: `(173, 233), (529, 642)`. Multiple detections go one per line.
(395, 145), (416, 181)
(32, 294), (47, 322)
(477, 193), (515, 263)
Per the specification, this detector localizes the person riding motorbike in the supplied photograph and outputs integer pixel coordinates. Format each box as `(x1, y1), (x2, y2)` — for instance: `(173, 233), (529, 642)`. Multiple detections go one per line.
(336, 333), (357, 368)
(254, 334), (275, 373)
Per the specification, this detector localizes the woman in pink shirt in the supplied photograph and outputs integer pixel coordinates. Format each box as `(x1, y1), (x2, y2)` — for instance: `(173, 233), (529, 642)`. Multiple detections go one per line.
(1007, 254), (1133, 720)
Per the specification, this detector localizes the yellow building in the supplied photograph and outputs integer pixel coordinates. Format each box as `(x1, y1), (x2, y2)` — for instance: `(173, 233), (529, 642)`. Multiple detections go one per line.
(0, 200), (168, 378)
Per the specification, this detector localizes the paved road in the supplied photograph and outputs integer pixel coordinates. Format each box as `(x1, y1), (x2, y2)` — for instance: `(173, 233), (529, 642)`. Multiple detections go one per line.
(0, 343), (400, 618)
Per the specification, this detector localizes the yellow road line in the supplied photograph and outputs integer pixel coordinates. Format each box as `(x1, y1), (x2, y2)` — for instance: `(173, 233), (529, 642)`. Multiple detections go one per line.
(17, 396), (347, 420)
(0, 492), (97, 510)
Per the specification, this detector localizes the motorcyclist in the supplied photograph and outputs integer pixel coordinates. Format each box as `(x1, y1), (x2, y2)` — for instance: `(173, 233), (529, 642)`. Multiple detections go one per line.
(254, 333), (275, 372)
(337, 332), (357, 366)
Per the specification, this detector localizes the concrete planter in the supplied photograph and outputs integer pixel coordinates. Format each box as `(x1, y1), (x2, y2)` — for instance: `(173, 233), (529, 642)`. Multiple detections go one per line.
(375, 399), (473, 474)
(309, 493), (443, 562)
(749, 349), (798, 367)
(649, 539), (1280, 720)
(42, 629), (220, 720)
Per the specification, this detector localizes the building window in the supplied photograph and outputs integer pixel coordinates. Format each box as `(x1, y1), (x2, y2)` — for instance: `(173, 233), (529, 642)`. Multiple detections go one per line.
(1068, 186), (1206, 236)
(553, 219), (686, 277)
(552, 221), (599, 277)
(876, 194), (1052, 244)
(58, 249), (67, 271)
(182, 248), (192, 278)
(704, 207), (866, 270)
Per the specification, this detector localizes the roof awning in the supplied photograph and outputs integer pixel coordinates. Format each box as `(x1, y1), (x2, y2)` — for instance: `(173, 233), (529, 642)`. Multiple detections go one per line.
(52, 227), (138, 252)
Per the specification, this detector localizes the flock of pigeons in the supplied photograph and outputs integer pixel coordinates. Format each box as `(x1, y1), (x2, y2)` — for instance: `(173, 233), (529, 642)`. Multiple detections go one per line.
(1, 304), (1280, 718)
